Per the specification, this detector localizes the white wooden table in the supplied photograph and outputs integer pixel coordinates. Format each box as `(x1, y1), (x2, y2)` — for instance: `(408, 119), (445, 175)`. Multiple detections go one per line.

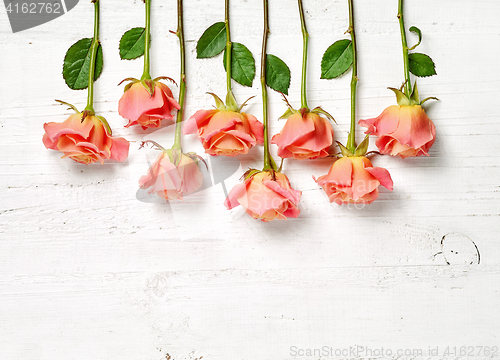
(1, 0), (499, 359)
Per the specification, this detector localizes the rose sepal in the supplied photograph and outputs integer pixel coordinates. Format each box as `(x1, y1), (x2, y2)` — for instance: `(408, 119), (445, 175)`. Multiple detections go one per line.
(389, 81), (439, 106)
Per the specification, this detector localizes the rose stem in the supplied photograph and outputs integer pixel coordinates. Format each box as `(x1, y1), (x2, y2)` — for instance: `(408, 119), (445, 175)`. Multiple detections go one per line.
(84, 0), (99, 114)
(141, 0), (152, 80)
(397, 0), (412, 97)
(261, 0), (276, 171)
(298, 0), (309, 110)
(172, 0), (185, 150)
(225, 0), (233, 94)
(346, 0), (358, 154)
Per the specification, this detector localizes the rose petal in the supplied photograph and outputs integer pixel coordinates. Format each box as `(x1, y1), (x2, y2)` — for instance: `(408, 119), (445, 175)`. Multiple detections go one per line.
(183, 109), (219, 135)
(365, 166), (394, 191)
(272, 112), (314, 149)
(118, 82), (164, 122)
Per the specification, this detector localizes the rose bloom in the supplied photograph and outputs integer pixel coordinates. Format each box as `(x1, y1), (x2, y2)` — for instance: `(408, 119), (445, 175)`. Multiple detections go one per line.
(359, 105), (436, 158)
(314, 156), (393, 205)
(183, 109), (264, 156)
(43, 112), (129, 164)
(224, 171), (301, 221)
(139, 151), (203, 200)
(271, 111), (333, 159)
(119, 81), (180, 130)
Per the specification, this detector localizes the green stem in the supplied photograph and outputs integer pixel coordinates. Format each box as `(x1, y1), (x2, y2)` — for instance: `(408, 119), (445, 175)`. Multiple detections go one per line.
(261, 0), (276, 171)
(398, 0), (412, 97)
(346, 0), (358, 154)
(172, 0), (185, 150)
(225, 0), (232, 94)
(85, 0), (99, 113)
(298, 0), (309, 109)
(141, 0), (152, 80)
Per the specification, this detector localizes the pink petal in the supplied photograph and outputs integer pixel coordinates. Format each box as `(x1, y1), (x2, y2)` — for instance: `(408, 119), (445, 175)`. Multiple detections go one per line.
(223, 129), (258, 145)
(139, 154), (164, 189)
(237, 175), (286, 216)
(183, 109), (218, 135)
(157, 82), (181, 110)
(271, 112), (314, 149)
(365, 166), (393, 191)
(316, 157), (353, 187)
(244, 113), (264, 144)
(264, 176), (301, 205)
(200, 111), (242, 140)
(283, 203), (300, 218)
(178, 156), (204, 195)
(360, 106), (401, 136)
(109, 137), (130, 162)
(291, 113), (333, 152)
(350, 157), (380, 200)
(43, 113), (94, 142)
(224, 183), (247, 209)
(118, 82), (163, 122)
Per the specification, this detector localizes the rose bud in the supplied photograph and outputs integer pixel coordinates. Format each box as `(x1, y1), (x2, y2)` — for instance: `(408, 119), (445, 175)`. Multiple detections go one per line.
(183, 92), (264, 157)
(314, 155), (393, 205)
(359, 83), (437, 159)
(224, 170), (301, 222)
(118, 78), (180, 130)
(272, 108), (334, 159)
(43, 105), (129, 164)
(139, 149), (204, 200)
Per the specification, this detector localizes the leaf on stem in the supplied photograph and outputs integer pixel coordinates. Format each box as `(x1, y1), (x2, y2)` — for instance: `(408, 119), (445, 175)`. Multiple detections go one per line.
(265, 54), (291, 95)
(223, 42), (256, 87)
(119, 27), (147, 60)
(196, 22), (227, 58)
(63, 38), (103, 90)
(408, 26), (422, 50)
(408, 53), (436, 77)
(320, 39), (353, 79)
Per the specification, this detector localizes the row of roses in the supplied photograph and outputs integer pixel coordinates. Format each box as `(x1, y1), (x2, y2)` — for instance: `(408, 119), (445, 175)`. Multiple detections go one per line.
(42, 0), (437, 222)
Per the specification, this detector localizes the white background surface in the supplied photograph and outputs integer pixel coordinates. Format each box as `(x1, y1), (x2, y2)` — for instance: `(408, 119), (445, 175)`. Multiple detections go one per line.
(1, 0), (499, 359)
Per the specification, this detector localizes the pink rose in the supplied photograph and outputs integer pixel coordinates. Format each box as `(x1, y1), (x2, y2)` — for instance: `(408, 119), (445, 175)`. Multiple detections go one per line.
(139, 151), (204, 200)
(43, 112), (129, 164)
(271, 111), (334, 159)
(118, 80), (180, 130)
(314, 156), (393, 204)
(183, 108), (264, 156)
(359, 105), (436, 158)
(224, 171), (301, 221)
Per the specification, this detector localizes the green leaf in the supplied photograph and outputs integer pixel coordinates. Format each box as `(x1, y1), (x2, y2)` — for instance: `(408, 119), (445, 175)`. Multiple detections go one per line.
(265, 54), (291, 95)
(321, 39), (353, 79)
(408, 53), (436, 77)
(223, 42), (256, 87)
(63, 38), (103, 90)
(408, 26), (422, 50)
(119, 27), (146, 60)
(196, 22), (227, 58)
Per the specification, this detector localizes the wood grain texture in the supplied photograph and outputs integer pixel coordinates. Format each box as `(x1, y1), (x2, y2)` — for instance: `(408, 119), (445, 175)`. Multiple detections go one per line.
(0, 0), (499, 359)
